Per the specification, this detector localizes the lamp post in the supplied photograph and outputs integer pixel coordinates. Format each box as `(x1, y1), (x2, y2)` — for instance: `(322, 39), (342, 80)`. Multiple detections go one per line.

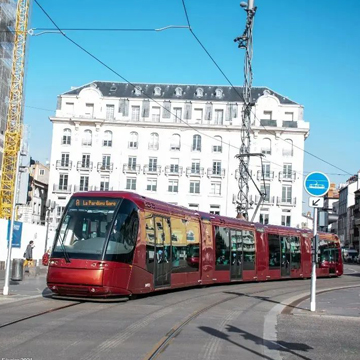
(44, 199), (56, 253)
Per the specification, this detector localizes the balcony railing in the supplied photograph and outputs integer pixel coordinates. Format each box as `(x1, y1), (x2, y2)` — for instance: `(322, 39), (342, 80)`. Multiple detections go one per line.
(123, 164), (141, 174)
(282, 120), (298, 128)
(143, 165), (161, 175)
(53, 184), (72, 193)
(277, 197), (297, 206)
(76, 161), (93, 171)
(186, 167), (204, 177)
(249, 195), (275, 205)
(260, 119), (277, 127)
(165, 165), (183, 176)
(279, 171), (296, 182)
(257, 170), (274, 181)
(207, 168), (225, 178)
(97, 162), (113, 172)
(56, 160), (72, 170)
(93, 186), (114, 191)
(74, 185), (95, 192)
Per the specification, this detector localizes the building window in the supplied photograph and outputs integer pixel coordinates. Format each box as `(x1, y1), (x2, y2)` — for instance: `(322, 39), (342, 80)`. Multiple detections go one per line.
(168, 180), (179, 193)
(263, 111), (272, 120)
(261, 183), (271, 202)
(210, 182), (221, 195)
(148, 157), (158, 172)
(210, 205), (220, 215)
(100, 177), (110, 191)
(283, 139), (293, 156)
(175, 87), (183, 96)
(170, 158), (179, 173)
(170, 134), (181, 150)
(189, 203), (199, 211)
(56, 206), (65, 218)
(213, 136), (222, 152)
(261, 138), (271, 155)
(281, 215), (291, 227)
(152, 107), (160, 122)
(191, 160), (200, 174)
(154, 86), (161, 96)
(195, 88), (204, 97)
(62, 128), (71, 145)
(82, 129), (92, 146)
(80, 176), (89, 191)
(214, 110), (224, 125)
(82, 154), (90, 168)
(262, 163), (271, 178)
(131, 106), (140, 121)
(190, 181), (200, 194)
(103, 130), (112, 147)
(134, 86), (142, 96)
(39, 169), (45, 176)
(212, 161), (221, 175)
(102, 155), (111, 170)
(128, 132), (138, 149)
(128, 156), (137, 171)
(282, 185), (292, 203)
(194, 108), (203, 122)
(65, 102), (74, 115)
(283, 164), (293, 179)
(260, 213), (269, 225)
(126, 178), (136, 190)
(148, 133), (159, 150)
(192, 135), (201, 151)
(173, 107), (182, 123)
(106, 104), (115, 120)
(85, 103), (94, 118)
(61, 153), (70, 167)
(215, 88), (223, 98)
(284, 112), (294, 121)
(59, 174), (68, 190)
(147, 179), (157, 192)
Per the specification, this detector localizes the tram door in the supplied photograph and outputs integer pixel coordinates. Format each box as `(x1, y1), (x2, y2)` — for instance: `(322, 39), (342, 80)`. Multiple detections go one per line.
(281, 236), (291, 277)
(230, 229), (243, 280)
(154, 216), (172, 288)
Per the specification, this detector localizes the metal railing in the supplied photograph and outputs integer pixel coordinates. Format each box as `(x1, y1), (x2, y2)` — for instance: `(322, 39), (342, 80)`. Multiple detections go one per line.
(257, 170), (274, 181)
(277, 197), (297, 206)
(207, 168), (225, 178)
(56, 160), (72, 169)
(165, 165), (183, 176)
(282, 120), (298, 128)
(143, 165), (162, 175)
(123, 164), (141, 174)
(53, 184), (72, 193)
(260, 119), (277, 127)
(76, 161), (93, 171)
(186, 167), (204, 177)
(279, 171), (296, 182)
(97, 162), (113, 172)
(74, 185), (95, 192)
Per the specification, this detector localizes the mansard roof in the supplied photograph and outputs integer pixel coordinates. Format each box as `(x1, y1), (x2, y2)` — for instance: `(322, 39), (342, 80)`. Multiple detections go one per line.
(63, 81), (298, 105)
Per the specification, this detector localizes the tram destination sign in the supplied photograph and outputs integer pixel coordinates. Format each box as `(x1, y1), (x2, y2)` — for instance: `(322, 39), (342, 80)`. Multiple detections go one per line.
(304, 172), (330, 197)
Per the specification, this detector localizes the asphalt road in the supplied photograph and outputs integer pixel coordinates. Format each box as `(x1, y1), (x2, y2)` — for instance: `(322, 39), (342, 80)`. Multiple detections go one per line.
(0, 265), (359, 360)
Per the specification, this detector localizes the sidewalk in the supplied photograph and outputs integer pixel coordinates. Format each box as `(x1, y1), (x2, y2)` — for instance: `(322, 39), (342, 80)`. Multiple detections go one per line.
(277, 286), (360, 360)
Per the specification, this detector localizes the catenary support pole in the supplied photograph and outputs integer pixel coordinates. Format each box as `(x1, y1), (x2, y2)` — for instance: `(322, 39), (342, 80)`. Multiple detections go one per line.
(3, 149), (21, 296)
(310, 207), (318, 311)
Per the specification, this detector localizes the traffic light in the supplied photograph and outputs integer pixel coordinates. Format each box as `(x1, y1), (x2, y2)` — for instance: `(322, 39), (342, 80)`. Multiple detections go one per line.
(27, 174), (33, 203)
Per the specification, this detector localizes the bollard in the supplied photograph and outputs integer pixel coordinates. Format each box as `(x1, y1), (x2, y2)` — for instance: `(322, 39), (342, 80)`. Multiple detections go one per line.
(11, 258), (24, 281)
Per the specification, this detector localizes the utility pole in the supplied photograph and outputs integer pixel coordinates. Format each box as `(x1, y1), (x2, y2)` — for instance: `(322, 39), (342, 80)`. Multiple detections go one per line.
(234, 1), (258, 220)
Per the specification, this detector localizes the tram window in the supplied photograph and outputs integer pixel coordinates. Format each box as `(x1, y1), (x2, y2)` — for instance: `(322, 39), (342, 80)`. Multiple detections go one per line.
(290, 236), (301, 269)
(243, 230), (255, 270)
(145, 213), (155, 273)
(186, 220), (200, 271)
(215, 226), (230, 270)
(105, 199), (139, 263)
(268, 234), (280, 269)
(318, 240), (337, 265)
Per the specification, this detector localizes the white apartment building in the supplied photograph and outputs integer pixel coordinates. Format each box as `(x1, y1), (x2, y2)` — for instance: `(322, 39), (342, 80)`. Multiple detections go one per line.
(47, 81), (310, 229)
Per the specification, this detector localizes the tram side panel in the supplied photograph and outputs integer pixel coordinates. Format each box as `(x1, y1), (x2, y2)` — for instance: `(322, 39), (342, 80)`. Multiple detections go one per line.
(254, 227), (267, 281)
(200, 219), (215, 285)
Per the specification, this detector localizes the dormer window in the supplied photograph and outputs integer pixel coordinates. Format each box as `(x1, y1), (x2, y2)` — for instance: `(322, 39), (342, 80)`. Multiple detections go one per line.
(154, 86), (161, 96)
(134, 86), (142, 96)
(215, 88), (223, 99)
(195, 88), (204, 97)
(175, 87), (183, 97)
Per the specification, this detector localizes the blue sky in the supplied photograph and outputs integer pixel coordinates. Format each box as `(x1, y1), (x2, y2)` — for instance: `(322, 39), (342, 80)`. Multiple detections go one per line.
(24, 0), (360, 191)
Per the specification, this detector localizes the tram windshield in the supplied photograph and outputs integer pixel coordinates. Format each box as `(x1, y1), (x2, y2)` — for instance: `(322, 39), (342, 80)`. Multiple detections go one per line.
(52, 197), (139, 261)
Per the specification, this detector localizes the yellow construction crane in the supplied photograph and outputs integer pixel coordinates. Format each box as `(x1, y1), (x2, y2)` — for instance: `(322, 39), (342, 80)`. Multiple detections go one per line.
(0, 0), (30, 219)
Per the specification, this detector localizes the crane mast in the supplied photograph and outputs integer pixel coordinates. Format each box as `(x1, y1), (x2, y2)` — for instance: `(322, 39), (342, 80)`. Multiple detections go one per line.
(0, 0), (30, 219)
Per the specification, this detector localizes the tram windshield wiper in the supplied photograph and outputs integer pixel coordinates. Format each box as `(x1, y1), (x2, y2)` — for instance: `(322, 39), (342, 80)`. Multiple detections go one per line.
(57, 232), (71, 263)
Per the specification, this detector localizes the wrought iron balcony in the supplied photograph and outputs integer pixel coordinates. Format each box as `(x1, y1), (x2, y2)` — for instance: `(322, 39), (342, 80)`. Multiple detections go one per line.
(186, 167), (204, 177)
(282, 120), (298, 128)
(53, 184), (72, 193)
(143, 165), (162, 175)
(56, 160), (72, 170)
(74, 185), (95, 192)
(97, 162), (113, 172)
(76, 161), (93, 171)
(123, 164), (141, 174)
(255, 195), (275, 205)
(207, 168), (225, 178)
(260, 119), (277, 127)
(165, 165), (183, 176)
(93, 186), (114, 191)
(277, 197), (297, 206)
(257, 170), (274, 181)
(279, 171), (296, 182)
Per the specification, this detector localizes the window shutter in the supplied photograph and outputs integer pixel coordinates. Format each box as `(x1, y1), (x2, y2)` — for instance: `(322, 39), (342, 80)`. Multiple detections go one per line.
(163, 101), (171, 118)
(232, 104), (238, 118)
(225, 103), (232, 121)
(205, 102), (213, 120)
(123, 99), (129, 116)
(118, 99), (124, 113)
(184, 102), (192, 120)
(142, 100), (150, 117)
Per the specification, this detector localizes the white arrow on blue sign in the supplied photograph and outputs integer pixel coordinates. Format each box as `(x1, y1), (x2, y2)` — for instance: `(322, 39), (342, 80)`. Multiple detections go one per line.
(304, 172), (330, 197)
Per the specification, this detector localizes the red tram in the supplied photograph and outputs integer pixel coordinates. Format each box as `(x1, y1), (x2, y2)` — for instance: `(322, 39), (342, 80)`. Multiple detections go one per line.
(47, 192), (343, 298)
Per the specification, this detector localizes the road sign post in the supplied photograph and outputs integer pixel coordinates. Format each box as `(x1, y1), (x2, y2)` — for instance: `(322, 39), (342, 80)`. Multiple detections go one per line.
(304, 172), (330, 312)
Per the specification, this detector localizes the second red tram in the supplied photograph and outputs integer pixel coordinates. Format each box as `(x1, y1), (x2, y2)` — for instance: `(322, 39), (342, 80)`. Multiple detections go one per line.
(47, 192), (343, 298)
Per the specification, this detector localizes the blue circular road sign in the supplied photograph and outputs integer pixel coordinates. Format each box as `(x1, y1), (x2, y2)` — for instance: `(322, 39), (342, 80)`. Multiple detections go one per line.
(304, 172), (330, 197)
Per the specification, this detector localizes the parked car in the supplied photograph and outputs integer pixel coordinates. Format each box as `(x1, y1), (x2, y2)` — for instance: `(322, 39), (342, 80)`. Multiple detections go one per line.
(343, 249), (358, 263)
(356, 254), (360, 264)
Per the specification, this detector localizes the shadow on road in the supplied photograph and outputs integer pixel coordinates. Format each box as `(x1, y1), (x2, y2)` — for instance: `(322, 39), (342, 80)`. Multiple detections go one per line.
(199, 325), (313, 360)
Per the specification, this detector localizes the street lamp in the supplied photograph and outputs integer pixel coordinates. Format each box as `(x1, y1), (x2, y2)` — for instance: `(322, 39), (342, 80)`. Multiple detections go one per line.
(44, 199), (56, 253)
